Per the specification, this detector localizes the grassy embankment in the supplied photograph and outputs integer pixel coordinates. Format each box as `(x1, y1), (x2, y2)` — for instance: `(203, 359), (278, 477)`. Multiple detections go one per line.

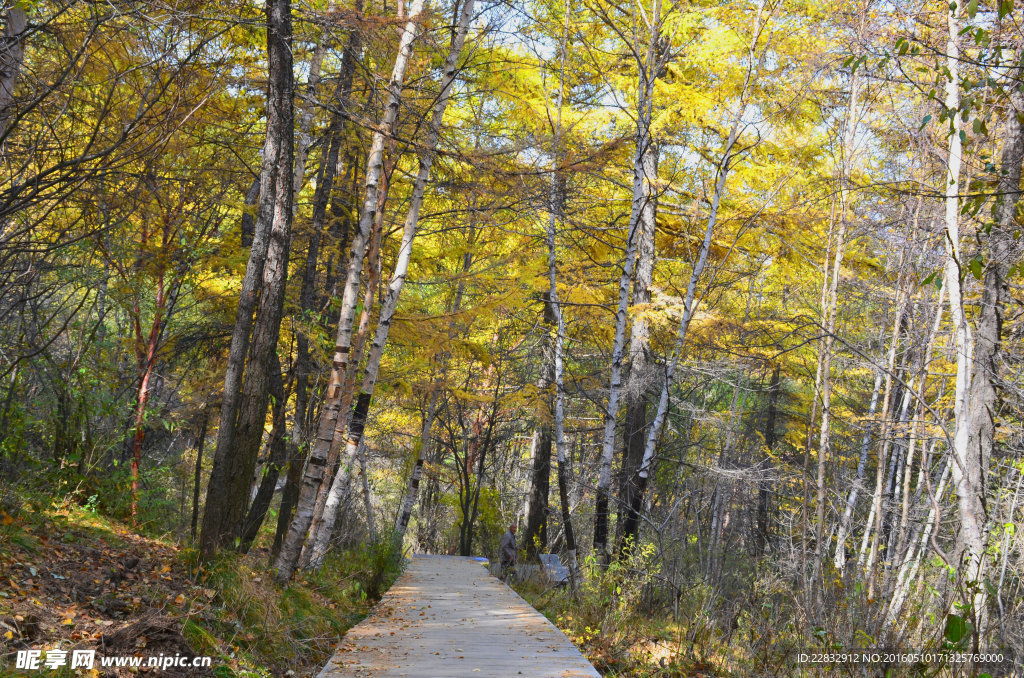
(0, 488), (402, 677)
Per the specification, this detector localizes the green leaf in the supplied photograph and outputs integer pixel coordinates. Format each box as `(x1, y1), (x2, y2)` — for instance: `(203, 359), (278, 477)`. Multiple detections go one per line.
(970, 256), (984, 280)
(944, 613), (967, 643)
(919, 114), (932, 130)
(967, 0), (978, 17)
(999, 0), (1013, 18)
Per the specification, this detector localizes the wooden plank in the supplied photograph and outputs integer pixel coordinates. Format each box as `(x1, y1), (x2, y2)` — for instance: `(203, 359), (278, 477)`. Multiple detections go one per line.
(317, 555), (600, 678)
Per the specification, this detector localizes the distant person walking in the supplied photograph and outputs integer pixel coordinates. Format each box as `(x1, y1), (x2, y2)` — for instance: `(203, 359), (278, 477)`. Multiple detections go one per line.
(500, 523), (517, 581)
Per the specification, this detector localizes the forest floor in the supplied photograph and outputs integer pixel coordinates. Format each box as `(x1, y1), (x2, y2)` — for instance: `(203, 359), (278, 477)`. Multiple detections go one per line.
(0, 493), (401, 677)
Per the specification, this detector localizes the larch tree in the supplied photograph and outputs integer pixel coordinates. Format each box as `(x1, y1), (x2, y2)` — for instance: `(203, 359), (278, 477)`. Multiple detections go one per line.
(201, 0), (295, 559)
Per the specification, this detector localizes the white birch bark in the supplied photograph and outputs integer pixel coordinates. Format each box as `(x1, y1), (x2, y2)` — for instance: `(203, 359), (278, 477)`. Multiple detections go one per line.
(954, 45), (1024, 633)
(592, 0), (662, 560)
(832, 367), (882, 573)
(545, 7), (577, 578)
(304, 0), (476, 569)
(395, 389), (441, 540)
(548, 191), (578, 580)
(621, 7), (768, 544)
(631, 114), (738, 501)
(275, 0), (428, 581)
(940, 3), (986, 620)
(298, 217), (382, 569)
(885, 451), (950, 625)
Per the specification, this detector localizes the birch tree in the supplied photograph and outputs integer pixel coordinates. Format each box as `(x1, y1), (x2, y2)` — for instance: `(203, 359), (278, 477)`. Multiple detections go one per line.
(275, 0), (428, 581)
(546, 0), (578, 577)
(954, 41), (1024, 629)
(592, 0), (664, 562)
(618, 2), (769, 552)
(302, 0), (475, 570)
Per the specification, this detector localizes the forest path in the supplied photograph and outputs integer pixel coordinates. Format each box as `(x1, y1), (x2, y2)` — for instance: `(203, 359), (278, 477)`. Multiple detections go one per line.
(316, 554), (600, 678)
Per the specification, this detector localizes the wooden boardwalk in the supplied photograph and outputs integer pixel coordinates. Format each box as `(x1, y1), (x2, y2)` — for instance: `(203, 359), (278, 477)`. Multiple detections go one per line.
(317, 555), (601, 678)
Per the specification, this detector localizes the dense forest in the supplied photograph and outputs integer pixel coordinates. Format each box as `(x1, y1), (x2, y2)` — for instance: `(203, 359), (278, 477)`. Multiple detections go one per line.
(1, 0), (1023, 673)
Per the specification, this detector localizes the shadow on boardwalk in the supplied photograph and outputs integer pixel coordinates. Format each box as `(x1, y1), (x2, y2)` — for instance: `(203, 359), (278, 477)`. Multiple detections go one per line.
(317, 555), (600, 677)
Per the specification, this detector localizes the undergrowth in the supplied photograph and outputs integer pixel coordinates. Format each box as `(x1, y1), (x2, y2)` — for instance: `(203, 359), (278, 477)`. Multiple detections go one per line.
(0, 484), (404, 677)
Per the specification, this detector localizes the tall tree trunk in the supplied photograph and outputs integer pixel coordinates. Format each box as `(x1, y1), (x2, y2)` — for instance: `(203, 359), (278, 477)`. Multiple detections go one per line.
(228, 107), (296, 547)
(298, 178), (390, 565)
(617, 142), (658, 548)
(275, 0), (429, 582)
(395, 389), (441, 540)
(617, 13), (766, 547)
(813, 49), (864, 577)
(522, 301), (555, 561)
(0, 6), (27, 141)
(191, 406), (210, 540)
(272, 91), (348, 560)
(594, 1), (662, 561)
(239, 355), (290, 552)
(955, 52), (1024, 629)
(300, 206), (382, 569)
(303, 0), (475, 569)
(292, 0), (363, 431)
(548, 313), (576, 580)
(202, 0), (294, 559)
(544, 12), (578, 577)
(754, 363), (780, 555)
(937, 2), (985, 622)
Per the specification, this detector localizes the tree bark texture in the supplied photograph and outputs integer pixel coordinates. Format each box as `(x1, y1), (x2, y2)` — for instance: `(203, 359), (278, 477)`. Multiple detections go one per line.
(303, 0), (475, 569)
(202, 0), (294, 559)
(275, 0), (429, 581)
